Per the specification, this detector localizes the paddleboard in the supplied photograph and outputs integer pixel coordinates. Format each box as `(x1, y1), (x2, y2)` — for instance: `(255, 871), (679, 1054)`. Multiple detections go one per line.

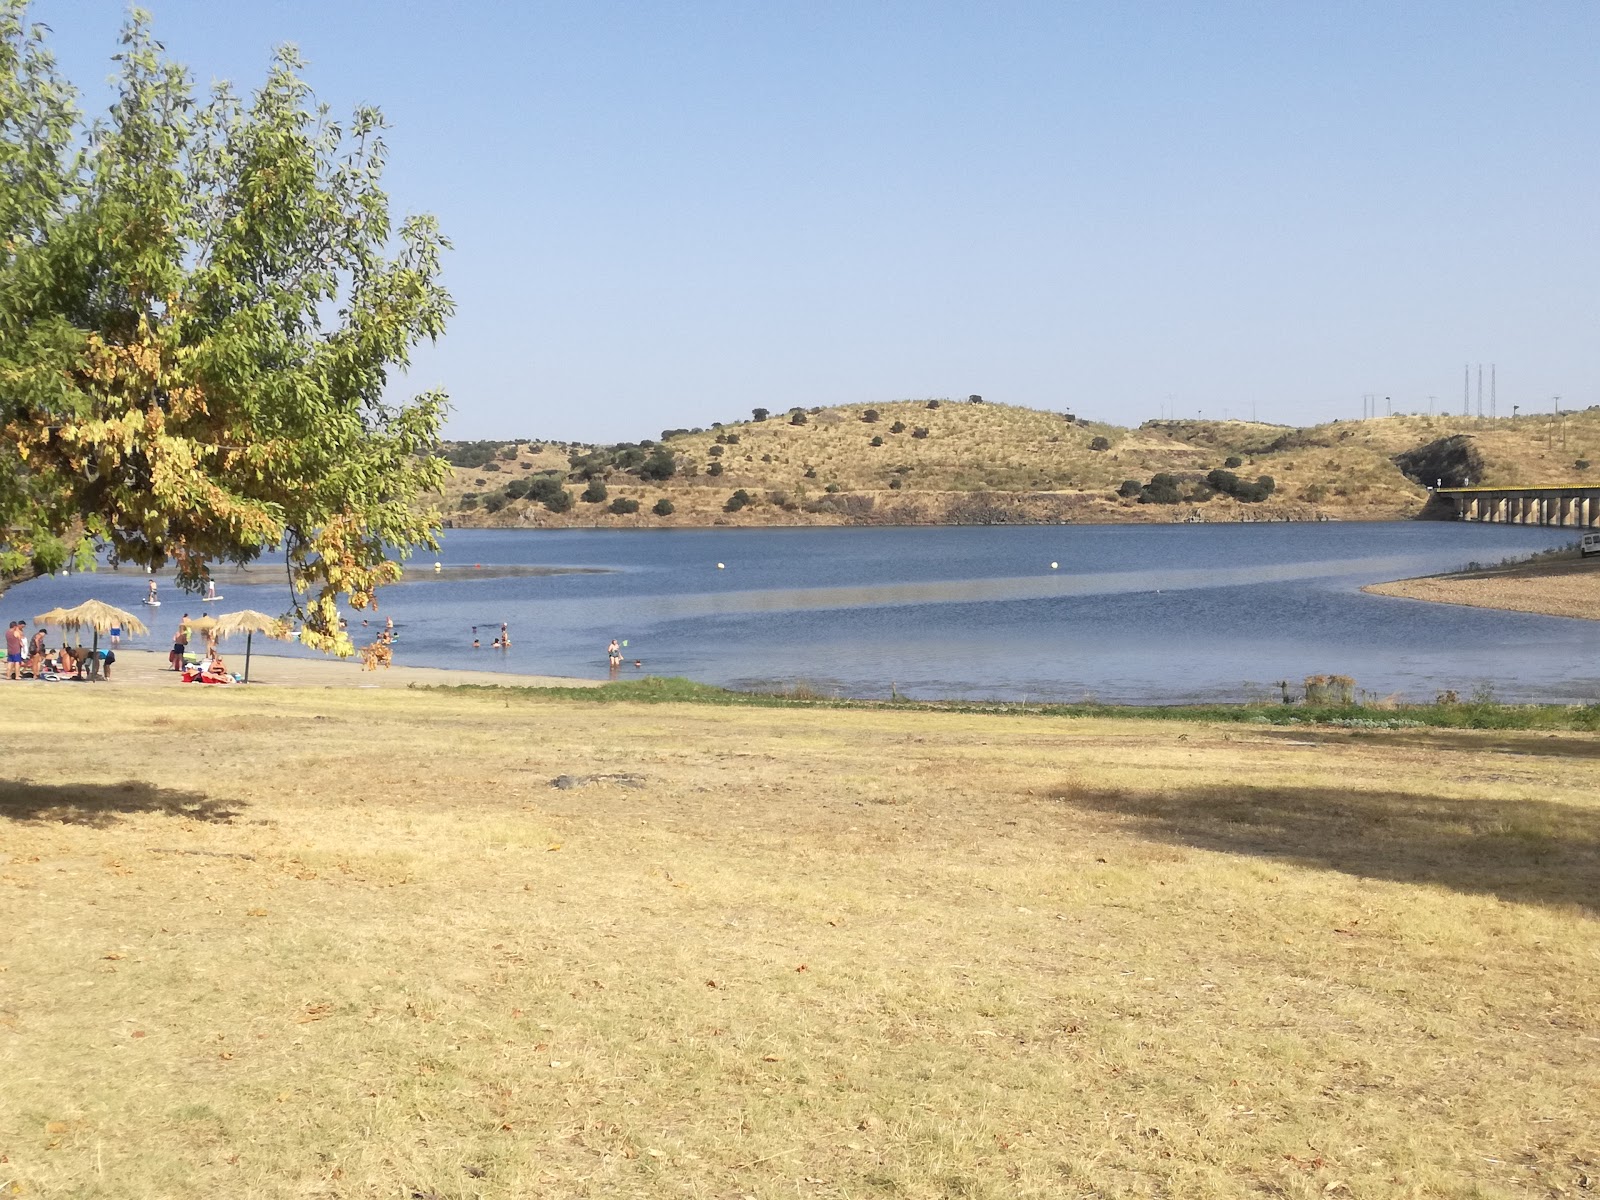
(143, 599), (161, 607)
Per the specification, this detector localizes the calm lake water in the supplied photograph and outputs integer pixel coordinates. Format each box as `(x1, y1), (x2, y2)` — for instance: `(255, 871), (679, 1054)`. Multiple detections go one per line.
(12, 523), (1597, 704)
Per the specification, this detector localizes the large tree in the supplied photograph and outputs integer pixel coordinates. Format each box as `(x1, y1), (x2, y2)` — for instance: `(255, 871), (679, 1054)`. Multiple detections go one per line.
(0, 4), (451, 652)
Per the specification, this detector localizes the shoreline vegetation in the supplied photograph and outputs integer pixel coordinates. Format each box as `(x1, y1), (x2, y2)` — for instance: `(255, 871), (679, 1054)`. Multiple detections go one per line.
(437, 400), (1600, 530)
(6, 681), (1598, 1197)
(76, 650), (1600, 729)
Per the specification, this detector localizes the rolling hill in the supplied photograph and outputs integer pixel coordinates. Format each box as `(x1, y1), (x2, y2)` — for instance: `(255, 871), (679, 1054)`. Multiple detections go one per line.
(436, 399), (1600, 528)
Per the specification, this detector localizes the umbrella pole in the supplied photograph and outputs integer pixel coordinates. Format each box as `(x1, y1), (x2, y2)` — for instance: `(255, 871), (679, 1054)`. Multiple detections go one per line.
(245, 631), (253, 683)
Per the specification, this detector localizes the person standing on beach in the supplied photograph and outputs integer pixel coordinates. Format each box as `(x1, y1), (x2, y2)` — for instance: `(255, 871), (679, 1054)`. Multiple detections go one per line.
(28, 625), (46, 678)
(171, 615), (190, 671)
(5, 621), (23, 680)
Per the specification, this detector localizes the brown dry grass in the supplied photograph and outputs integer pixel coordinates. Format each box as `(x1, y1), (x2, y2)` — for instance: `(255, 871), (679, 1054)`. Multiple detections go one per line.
(446, 403), (1600, 529)
(3, 686), (1598, 1198)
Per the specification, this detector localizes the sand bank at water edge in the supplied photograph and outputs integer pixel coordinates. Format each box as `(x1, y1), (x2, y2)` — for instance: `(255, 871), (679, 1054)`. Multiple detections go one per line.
(1363, 553), (1600, 622)
(15, 648), (603, 690)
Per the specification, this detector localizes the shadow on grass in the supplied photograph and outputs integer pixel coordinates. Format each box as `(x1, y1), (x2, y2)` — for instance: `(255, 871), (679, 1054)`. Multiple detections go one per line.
(1056, 781), (1600, 912)
(1257, 727), (1600, 760)
(0, 779), (240, 828)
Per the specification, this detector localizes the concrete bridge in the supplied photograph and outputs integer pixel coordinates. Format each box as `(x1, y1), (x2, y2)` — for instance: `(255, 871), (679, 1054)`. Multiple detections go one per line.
(1434, 484), (1600, 527)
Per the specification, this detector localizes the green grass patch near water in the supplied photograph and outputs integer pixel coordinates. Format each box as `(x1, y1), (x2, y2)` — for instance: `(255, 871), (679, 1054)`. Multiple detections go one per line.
(431, 675), (1600, 731)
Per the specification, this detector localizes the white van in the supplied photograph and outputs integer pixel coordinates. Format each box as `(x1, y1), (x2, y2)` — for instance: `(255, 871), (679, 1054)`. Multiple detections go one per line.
(1582, 532), (1600, 557)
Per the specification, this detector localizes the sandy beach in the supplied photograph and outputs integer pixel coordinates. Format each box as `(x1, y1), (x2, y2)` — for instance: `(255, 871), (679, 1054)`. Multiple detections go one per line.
(34, 647), (603, 689)
(1363, 552), (1600, 621)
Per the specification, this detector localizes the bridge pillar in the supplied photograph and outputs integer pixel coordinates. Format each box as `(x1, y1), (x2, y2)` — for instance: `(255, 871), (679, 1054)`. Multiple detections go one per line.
(1495, 496), (1509, 523)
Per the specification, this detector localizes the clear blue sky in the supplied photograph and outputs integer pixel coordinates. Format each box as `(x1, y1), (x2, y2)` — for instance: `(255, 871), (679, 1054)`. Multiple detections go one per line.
(38, 2), (1600, 441)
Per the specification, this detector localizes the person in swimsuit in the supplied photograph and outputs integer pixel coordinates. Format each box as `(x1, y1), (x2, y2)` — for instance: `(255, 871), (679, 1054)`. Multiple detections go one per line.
(607, 638), (622, 668)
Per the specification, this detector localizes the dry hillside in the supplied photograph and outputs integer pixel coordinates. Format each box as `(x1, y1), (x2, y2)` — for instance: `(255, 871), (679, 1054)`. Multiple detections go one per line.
(437, 401), (1600, 528)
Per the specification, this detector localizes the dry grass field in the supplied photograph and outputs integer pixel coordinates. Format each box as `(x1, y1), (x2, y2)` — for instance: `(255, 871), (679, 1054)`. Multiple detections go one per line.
(3, 685), (1599, 1198)
(442, 403), (1600, 530)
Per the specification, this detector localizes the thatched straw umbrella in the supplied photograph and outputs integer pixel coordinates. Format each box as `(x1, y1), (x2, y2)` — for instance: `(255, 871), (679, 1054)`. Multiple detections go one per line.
(35, 599), (149, 653)
(212, 610), (292, 683)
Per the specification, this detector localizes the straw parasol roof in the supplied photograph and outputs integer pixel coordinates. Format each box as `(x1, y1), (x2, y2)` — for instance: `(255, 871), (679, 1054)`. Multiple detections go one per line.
(212, 610), (292, 640)
(211, 609), (293, 684)
(35, 599), (149, 638)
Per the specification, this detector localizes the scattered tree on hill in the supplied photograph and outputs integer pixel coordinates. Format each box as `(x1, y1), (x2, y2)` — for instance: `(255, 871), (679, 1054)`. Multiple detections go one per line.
(708, 444), (724, 457)
(790, 410), (808, 426)
(527, 476), (572, 511)
(609, 497), (639, 514)
(1089, 436), (1111, 451)
(706, 462), (724, 477)
(1224, 455), (1243, 468)
(752, 407), (769, 421)
(926, 399), (941, 409)
(651, 498), (675, 516)
(862, 409), (880, 423)
(1117, 479), (1143, 498)
(1139, 474), (1183, 504)
(638, 446), (677, 480)
(724, 489), (753, 512)
(911, 427), (929, 439)
(1205, 469), (1276, 502)
(890, 420), (906, 434)
(870, 435), (884, 447)
(968, 394), (983, 404)
(0, 9), (452, 653)
(581, 480), (608, 504)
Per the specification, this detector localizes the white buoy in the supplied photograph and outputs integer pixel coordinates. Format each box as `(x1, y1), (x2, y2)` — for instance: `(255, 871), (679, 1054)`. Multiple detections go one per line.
(1050, 561), (1059, 569)
(716, 562), (725, 570)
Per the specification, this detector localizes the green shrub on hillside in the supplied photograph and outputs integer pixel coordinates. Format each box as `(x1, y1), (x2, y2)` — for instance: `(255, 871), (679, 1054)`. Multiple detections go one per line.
(581, 480), (608, 503)
(652, 498), (675, 516)
(1206, 469), (1276, 502)
(1089, 436), (1110, 451)
(1140, 474), (1182, 504)
(609, 497), (640, 514)
(638, 447), (677, 480)
(706, 462), (724, 477)
(724, 489), (753, 512)
(442, 440), (511, 469)
(1224, 455), (1243, 468)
